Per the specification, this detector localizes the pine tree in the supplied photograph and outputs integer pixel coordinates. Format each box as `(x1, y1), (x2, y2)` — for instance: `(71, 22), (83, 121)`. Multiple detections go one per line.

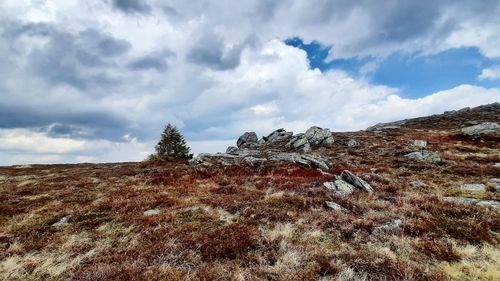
(155, 123), (192, 160)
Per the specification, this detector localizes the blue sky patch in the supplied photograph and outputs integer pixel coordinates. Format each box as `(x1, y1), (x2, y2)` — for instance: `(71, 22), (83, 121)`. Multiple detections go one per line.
(286, 37), (500, 98)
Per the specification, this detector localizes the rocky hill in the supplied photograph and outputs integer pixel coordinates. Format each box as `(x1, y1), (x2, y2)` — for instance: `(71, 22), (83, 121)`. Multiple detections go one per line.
(0, 103), (499, 280)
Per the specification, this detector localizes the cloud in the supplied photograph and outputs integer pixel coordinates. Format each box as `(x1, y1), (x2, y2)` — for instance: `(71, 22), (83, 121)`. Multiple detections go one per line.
(187, 31), (246, 70)
(111, 0), (151, 15)
(478, 65), (500, 80)
(1, 0), (500, 165)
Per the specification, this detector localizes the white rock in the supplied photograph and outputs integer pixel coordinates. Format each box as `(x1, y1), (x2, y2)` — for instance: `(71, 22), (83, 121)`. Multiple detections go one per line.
(143, 209), (161, 216)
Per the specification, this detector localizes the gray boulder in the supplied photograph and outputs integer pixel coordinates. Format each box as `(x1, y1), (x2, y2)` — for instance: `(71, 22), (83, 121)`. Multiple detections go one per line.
(305, 126), (333, 146)
(270, 153), (330, 172)
(461, 122), (500, 136)
(405, 150), (442, 164)
(264, 128), (293, 142)
(324, 177), (356, 196)
(286, 126), (334, 149)
(226, 146), (238, 154)
(340, 170), (374, 193)
(237, 132), (258, 147)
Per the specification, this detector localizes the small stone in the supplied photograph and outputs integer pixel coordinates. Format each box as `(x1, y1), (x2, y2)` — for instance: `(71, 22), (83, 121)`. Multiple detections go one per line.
(325, 201), (348, 212)
(346, 139), (358, 147)
(459, 183), (486, 192)
(52, 216), (69, 227)
(412, 140), (427, 148)
(443, 196), (480, 205)
(111, 165), (123, 170)
(143, 209), (161, 216)
(376, 219), (402, 231)
(410, 181), (427, 189)
(494, 163), (500, 168)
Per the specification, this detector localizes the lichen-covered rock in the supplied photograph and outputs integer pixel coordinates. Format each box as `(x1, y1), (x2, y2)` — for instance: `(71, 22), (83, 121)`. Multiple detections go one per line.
(143, 209), (161, 216)
(405, 150), (442, 164)
(461, 122), (500, 136)
(410, 181), (427, 189)
(237, 132), (258, 147)
(340, 170), (374, 193)
(376, 219), (402, 231)
(286, 126), (334, 149)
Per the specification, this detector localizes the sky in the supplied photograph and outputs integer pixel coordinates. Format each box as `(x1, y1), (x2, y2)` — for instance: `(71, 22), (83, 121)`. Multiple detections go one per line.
(0, 0), (500, 165)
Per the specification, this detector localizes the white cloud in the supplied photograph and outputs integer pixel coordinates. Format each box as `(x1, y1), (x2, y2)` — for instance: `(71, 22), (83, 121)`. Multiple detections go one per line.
(478, 65), (500, 80)
(1, 1), (500, 165)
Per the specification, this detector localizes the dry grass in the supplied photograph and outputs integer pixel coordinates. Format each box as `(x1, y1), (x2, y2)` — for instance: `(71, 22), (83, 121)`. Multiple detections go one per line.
(1, 108), (499, 280)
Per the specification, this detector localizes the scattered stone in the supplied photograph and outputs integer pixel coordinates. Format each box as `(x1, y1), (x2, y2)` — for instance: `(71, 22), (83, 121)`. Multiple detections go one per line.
(325, 201), (348, 212)
(459, 183), (486, 192)
(376, 219), (402, 231)
(111, 165), (123, 170)
(412, 140), (427, 148)
(476, 200), (500, 209)
(340, 170), (374, 193)
(52, 216), (69, 228)
(264, 128), (293, 142)
(143, 209), (161, 216)
(405, 150), (442, 164)
(226, 146), (238, 154)
(410, 181), (427, 189)
(443, 197), (500, 210)
(323, 181), (336, 190)
(237, 132), (258, 147)
(493, 163), (500, 168)
(487, 178), (500, 192)
(461, 122), (500, 136)
(14, 165), (32, 169)
(270, 153), (330, 172)
(346, 138), (358, 147)
(443, 197), (480, 205)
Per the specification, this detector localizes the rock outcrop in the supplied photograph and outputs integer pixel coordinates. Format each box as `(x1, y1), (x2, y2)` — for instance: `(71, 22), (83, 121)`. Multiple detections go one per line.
(461, 122), (500, 136)
(263, 128), (293, 142)
(237, 132), (258, 147)
(286, 126), (334, 150)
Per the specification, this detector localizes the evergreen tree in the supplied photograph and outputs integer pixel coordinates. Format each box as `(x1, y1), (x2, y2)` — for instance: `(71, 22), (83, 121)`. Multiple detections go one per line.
(155, 123), (192, 160)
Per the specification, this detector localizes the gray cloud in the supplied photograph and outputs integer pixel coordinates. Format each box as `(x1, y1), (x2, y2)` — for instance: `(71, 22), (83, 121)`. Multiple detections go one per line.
(187, 33), (245, 70)
(6, 24), (131, 90)
(128, 50), (173, 72)
(111, 0), (151, 14)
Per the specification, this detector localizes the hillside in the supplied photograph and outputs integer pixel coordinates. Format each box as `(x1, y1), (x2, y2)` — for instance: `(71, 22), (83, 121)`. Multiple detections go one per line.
(1, 103), (499, 281)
